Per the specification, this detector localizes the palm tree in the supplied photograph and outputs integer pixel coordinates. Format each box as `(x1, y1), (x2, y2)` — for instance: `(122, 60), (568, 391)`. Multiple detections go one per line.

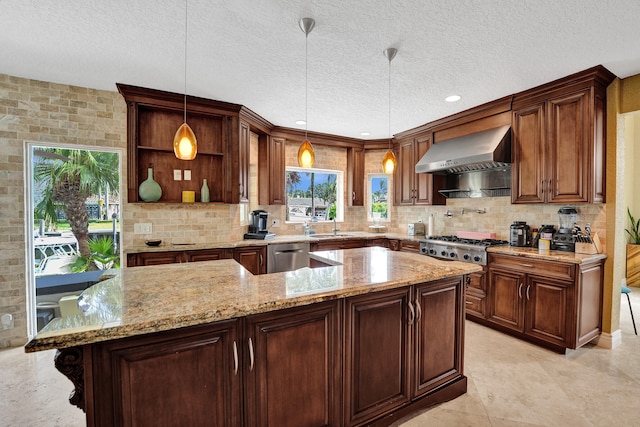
(33, 148), (119, 258)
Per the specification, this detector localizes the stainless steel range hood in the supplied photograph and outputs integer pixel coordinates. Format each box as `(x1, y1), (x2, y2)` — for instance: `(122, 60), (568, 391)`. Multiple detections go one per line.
(415, 125), (511, 174)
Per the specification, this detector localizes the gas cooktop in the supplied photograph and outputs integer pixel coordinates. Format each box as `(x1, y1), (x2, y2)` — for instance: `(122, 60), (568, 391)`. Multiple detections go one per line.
(420, 236), (509, 265)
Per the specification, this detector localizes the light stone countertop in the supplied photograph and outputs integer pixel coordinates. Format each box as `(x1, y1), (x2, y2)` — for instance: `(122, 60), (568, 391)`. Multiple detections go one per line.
(126, 231), (422, 253)
(487, 246), (606, 264)
(25, 247), (480, 352)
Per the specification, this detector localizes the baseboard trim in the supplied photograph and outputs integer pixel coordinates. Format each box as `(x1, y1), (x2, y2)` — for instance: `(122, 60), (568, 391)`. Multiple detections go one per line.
(596, 329), (622, 349)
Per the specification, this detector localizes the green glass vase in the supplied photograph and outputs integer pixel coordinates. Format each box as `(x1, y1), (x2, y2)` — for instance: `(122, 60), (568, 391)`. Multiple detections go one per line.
(138, 167), (162, 202)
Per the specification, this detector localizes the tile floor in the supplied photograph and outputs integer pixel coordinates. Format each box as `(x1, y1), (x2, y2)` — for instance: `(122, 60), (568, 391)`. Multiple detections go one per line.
(1, 291), (638, 427)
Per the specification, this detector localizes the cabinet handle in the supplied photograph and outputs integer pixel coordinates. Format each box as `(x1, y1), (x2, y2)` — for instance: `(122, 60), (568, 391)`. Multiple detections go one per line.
(518, 283), (523, 299)
(248, 338), (254, 371)
(466, 301), (473, 305)
(541, 179), (545, 195)
(526, 285), (531, 301)
(408, 301), (415, 324)
(233, 341), (238, 375)
(415, 299), (422, 321)
(352, 191), (356, 201)
(519, 263), (534, 268)
(259, 254), (263, 266)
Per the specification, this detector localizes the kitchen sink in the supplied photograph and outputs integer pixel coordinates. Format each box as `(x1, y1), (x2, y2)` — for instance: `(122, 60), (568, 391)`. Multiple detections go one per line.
(310, 234), (352, 238)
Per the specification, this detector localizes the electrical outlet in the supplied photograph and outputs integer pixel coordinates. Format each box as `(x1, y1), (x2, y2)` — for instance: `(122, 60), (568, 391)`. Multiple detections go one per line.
(184, 170), (191, 180)
(173, 169), (182, 181)
(134, 223), (152, 234)
(271, 219), (280, 228)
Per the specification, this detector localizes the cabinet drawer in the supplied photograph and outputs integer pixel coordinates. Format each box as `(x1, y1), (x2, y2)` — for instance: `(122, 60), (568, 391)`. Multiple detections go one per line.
(488, 254), (574, 281)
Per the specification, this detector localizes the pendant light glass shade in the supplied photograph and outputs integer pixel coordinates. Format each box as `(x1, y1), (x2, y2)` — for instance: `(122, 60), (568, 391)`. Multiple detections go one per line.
(174, 0), (197, 160)
(298, 18), (315, 167)
(382, 47), (398, 174)
(173, 122), (197, 160)
(297, 139), (315, 168)
(382, 149), (397, 174)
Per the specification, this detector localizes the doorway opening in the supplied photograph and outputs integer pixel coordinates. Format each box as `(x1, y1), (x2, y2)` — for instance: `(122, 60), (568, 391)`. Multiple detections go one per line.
(24, 142), (122, 338)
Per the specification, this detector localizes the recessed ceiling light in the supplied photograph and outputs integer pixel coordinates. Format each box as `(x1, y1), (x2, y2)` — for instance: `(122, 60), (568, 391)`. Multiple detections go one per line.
(295, 120), (306, 125)
(445, 95), (461, 102)
(360, 132), (371, 136)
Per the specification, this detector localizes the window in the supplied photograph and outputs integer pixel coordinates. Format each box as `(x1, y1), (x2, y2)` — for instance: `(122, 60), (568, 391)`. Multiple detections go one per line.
(368, 174), (390, 222)
(285, 167), (343, 223)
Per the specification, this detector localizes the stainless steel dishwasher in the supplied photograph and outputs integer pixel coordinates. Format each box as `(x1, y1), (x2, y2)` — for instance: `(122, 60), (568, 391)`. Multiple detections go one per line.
(267, 242), (309, 273)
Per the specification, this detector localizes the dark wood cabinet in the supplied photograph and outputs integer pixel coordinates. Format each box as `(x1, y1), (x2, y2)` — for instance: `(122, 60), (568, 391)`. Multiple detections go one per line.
(511, 66), (614, 204)
(244, 301), (341, 427)
(347, 147), (365, 206)
(127, 248), (232, 267)
(399, 239), (421, 253)
(464, 267), (488, 320)
(344, 287), (412, 426)
(485, 253), (604, 352)
(186, 248), (232, 262)
(87, 320), (241, 427)
(344, 278), (465, 426)
(258, 136), (285, 205)
(118, 84), (258, 204)
(367, 238), (389, 248)
(394, 134), (444, 206)
(233, 246), (266, 275)
(310, 239), (367, 251)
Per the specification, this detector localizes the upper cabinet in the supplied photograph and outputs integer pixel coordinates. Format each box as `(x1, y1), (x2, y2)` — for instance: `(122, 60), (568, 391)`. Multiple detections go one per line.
(511, 66), (614, 204)
(394, 134), (445, 206)
(258, 135), (286, 205)
(118, 84), (272, 204)
(347, 147), (365, 206)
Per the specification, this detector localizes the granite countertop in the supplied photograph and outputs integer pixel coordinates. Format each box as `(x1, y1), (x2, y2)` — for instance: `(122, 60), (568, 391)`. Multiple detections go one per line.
(488, 246), (606, 264)
(25, 247), (480, 352)
(126, 231), (424, 254)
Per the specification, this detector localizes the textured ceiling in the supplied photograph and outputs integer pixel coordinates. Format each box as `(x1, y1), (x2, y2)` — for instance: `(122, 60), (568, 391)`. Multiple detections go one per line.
(2, 0), (640, 139)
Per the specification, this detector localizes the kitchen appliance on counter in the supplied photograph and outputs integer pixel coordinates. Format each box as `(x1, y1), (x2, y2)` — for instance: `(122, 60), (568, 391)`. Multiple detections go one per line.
(244, 209), (275, 240)
(419, 235), (509, 266)
(531, 224), (556, 248)
(510, 221), (530, 247)
(408, 222), (426, 236)
(552, 207), (577, 252)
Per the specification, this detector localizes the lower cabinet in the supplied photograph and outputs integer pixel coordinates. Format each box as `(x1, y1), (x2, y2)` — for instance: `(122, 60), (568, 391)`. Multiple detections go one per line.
(244, 301), (341, 427)
(88, 320), (242, 427)
(486, 253), (603, 351)
(464, 267), (488, 319)
(82, 278), (467, 427)
(344, 277), (465, 426)
(233, 246), (266, 275)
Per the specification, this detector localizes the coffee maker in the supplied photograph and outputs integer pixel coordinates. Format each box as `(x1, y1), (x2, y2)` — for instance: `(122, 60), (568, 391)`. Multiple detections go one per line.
(244, 210), (275, 240)
(552, 207), (577, 251)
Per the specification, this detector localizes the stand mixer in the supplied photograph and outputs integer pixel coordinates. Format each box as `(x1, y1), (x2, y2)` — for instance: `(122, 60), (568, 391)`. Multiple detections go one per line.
(552, 207), (577, 252)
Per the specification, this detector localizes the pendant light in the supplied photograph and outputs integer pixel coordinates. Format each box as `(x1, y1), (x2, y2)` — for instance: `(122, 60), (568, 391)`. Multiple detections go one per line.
(173, 0), (197, 160)
(297, 17), (315, 168)
(382, 47), (398, 174)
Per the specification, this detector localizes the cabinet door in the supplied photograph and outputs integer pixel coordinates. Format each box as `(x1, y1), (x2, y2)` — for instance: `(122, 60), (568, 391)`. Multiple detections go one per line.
(395, 139), (417, 205)
(238, 120), (250, 204)
(546, 89), (590, 203)
(414, 135), (432, 205)
(130, 251), (185, 266)
(245, 301), (341, 427)
(344, 287), (411, 426)
(524, 275), (570, 347)
(89, 321), (241, 427)
(512, 103), (546, 203)
(185, 248), (232, 262)
(465, 268), (487, 319)
(413, 278), (464, 397)
(367, 238), (389, 248)
(347, 147), (365, 206)
(487, 267), (525, 332)
(399, 239), (420, 253)
(258, 135), (285, 205)
(233, 246), (266, 275)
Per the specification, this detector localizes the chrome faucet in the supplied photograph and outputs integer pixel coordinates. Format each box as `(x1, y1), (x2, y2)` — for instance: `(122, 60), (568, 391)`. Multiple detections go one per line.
(332, 218), (340, 235)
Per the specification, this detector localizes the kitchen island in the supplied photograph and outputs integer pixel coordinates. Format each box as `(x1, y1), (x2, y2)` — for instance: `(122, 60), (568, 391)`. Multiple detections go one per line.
(26, 247), (481, 427)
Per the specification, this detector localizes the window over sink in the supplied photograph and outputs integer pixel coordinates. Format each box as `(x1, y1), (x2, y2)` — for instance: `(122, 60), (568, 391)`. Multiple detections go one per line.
(285, 167), (343, 223)
(367, 174), (390, 222)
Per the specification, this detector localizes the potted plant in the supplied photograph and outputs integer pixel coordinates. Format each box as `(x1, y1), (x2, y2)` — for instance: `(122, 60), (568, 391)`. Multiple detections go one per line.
(626, 207), (640, 287)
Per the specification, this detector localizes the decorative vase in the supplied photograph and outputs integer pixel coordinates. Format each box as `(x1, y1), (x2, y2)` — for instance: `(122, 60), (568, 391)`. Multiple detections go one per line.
(201, 179), (210, 203)
(138, 167), (162, 202)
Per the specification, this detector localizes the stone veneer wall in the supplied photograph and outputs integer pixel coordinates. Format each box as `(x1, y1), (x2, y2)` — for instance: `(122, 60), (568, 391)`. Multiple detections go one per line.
(0, 72), (610, 348)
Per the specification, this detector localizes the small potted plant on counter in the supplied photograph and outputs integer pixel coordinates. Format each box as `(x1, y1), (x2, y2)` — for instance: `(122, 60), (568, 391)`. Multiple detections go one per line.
(625, 207), (640, 287)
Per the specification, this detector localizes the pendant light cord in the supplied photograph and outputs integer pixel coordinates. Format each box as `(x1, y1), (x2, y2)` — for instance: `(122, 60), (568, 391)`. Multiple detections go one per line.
(183, 0), (188, 124)
(388, 55), (391, 149)
(305, 30), (309, 141)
